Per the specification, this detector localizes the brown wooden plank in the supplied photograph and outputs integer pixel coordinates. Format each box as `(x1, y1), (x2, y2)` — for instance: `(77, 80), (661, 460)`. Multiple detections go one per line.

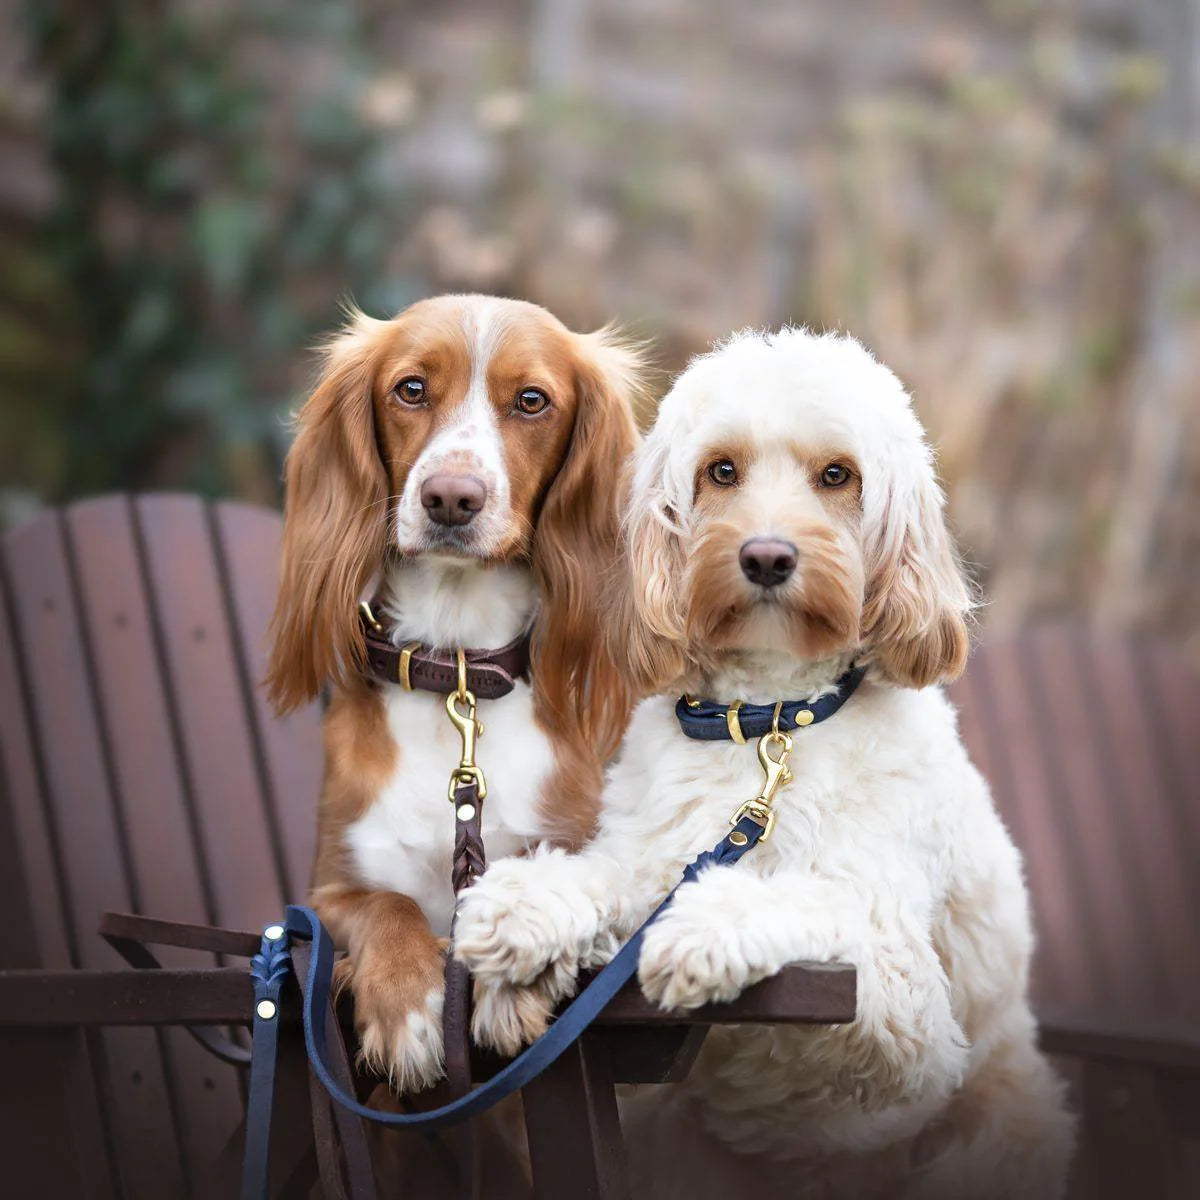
(0, 962), (854, 1028)
(964, 640), (1086, 1011)
(1077, 632), (1200, 1024)
(0, 1029), (116, 1200)
(1140, 639), (1200, 891)
(523, 1039), (627, 1200)
(211, 500), (322, 901)
(1021, 627), (1162, 1016)
(65, 495), (246, 1184)
(946, 653), (997, 790)
(133, 494), (287, 929)
(0, 543), (72, 969)
(1, 509), (186, 1197)
(1080, 1059), (1174, 1200)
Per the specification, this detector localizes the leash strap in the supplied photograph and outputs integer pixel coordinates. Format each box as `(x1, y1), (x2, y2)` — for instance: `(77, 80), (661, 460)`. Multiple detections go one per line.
(240, 816), (765, 1199)
(242, 924), (294, 1200)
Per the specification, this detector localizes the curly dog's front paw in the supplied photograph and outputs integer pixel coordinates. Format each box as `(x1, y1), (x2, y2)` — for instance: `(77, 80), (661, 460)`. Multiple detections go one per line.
(469, 967), (568, 1057)
(636, 876), (788, 1010)
(453, 860), (603, 989)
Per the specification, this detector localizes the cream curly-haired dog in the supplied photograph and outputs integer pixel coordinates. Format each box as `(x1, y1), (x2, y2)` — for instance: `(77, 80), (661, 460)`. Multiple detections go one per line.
(453, 328), (1074, 1198)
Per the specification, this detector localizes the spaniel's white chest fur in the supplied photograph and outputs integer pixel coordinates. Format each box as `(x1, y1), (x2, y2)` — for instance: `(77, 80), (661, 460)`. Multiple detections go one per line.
(344, 680), (554, 937)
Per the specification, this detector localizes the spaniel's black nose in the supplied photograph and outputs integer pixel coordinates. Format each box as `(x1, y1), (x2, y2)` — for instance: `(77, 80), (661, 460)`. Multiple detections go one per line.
(421, 473), (487, 527)
(739, 538), (798, 588)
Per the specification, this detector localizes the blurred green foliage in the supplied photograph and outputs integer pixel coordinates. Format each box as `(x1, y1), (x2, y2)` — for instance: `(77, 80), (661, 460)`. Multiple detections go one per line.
(4, 0), (414, 504)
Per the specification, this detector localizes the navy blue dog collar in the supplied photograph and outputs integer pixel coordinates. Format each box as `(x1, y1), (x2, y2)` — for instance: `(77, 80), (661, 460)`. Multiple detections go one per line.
(675, 664), (868, 742)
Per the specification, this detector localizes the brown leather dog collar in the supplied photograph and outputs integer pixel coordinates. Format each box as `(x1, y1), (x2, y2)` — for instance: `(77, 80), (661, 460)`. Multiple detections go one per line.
(358, 602), (532, 700)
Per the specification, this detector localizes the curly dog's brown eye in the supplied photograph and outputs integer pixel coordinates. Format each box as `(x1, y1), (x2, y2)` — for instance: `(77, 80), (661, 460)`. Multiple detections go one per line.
(515, 388), (550, 415)
(820, 463), (851, 487)
(393, 378), (426, 406)
(707, 459), (738, 487)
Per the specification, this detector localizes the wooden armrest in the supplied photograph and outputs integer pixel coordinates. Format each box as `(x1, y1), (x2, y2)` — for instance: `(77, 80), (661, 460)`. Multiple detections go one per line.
(0, 961), (855, 1028)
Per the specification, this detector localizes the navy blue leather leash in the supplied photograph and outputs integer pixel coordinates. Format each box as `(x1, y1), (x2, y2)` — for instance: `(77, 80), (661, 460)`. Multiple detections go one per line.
(675, 663), (866, 741)
(242, 815), (766, 1199)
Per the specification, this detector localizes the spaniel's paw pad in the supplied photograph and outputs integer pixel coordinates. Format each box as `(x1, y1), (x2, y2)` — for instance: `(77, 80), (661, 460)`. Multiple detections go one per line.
(356, 986), (445, 1095)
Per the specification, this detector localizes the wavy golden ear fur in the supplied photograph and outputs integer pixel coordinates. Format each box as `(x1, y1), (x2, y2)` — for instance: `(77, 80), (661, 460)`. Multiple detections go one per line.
(265, 311), (389, 713)
(860, 459), (972, 689)
(531, 327), (645, 757)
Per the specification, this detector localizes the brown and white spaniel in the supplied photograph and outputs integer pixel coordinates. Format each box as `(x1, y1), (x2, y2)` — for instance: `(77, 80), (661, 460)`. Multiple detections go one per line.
(265, 294), (642, 1090)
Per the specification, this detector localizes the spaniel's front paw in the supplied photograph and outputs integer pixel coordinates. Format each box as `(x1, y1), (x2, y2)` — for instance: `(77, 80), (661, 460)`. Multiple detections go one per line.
(453, 856), (607, 989)
(637, 874), (780, 1010)
(338, 942), (445, 1093)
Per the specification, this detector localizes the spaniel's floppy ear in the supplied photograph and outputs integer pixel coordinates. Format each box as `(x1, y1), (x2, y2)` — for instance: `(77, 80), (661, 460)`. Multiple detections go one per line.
(265, 311), (389, 713)
(611, 430), (690, 697)
(531, 327), (644, 757)
(860, 441), (972, 689)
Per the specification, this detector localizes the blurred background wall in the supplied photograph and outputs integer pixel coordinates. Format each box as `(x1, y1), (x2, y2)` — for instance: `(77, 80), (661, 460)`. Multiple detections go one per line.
(1, 0), (1197, 649)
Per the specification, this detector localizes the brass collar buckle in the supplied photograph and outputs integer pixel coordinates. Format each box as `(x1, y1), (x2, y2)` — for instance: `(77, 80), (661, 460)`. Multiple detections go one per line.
(729, 704), (793, 842)
(445, 650), (487, 803)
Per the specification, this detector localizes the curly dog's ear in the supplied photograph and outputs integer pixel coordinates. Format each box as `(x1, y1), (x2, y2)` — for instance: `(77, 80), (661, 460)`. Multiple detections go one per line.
(860, 439), (971, 688)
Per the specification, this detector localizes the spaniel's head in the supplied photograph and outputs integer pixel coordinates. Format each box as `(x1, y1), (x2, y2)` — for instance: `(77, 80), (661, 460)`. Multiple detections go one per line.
(266, 294), (642, 751)
(619, 328), (971, 693)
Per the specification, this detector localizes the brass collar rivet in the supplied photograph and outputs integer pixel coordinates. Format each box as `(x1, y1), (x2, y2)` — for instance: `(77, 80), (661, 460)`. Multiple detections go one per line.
(794, 709), (814, 727)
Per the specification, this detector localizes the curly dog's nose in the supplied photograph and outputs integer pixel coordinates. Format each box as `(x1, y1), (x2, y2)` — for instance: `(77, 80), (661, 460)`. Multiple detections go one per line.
(421, 473), (487, 527)
(739, 538), (797, 588)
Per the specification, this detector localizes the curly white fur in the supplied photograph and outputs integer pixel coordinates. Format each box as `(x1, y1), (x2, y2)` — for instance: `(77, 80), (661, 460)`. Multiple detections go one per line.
(456, 329), (1074, 1198)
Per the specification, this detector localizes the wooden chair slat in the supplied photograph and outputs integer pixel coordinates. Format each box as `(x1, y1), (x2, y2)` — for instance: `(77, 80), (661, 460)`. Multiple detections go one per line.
(1, 508), (186, 1198)
(133, 494), (287, 927)
(64, 496), (246, 1180)
(1141, 639), (1200, 891)
(0, 1029), (117, 1200)
(960, 641), (1089, 1010)
(0, 558), (72, 970)
(1018, 627), (1163, 1016)
(212, 499), (321, 902)
(1075, 634), (1200, 1023)
(946, 659), (997, 790)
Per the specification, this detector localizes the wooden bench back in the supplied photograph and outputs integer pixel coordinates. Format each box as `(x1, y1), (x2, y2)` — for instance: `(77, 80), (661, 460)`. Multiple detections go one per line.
(950, 627), (1200, 1031)
(2, 495), (1196, 1196)
(0, 494), (321, 1198)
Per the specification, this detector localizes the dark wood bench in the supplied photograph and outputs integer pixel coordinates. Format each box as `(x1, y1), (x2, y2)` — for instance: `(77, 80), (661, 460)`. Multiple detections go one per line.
(1, 494), (1196, 1198)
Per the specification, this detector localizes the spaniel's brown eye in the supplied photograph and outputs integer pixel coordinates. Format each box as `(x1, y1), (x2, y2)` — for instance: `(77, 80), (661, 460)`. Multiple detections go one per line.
(393, 377), (426, 406)
(515, 387), (549, 415)
(707, 459), (738, 487)
(820, 463), (850, 487)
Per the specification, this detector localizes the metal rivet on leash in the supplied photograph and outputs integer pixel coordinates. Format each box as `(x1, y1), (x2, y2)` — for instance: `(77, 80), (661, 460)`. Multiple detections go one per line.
(729, 830), (749, 846)
(263, 924), (284, 942)
(456, 803), (476, 822)
(256, 999), (277, 1021)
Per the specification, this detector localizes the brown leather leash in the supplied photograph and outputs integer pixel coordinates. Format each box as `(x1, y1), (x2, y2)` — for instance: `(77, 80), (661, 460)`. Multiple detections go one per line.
(363, 603), (528, 1200)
